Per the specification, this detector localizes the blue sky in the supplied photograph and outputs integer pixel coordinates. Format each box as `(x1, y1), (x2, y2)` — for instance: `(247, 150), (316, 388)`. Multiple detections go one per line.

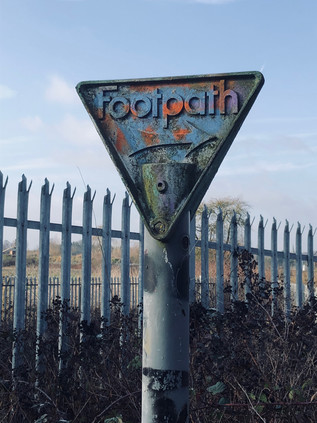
(1, 0), (317, 248)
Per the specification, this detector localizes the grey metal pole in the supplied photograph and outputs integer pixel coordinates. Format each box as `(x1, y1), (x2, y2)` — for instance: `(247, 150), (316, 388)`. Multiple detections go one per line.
(142, 211), (190, 423)
(101, 188), (113, 327)
(307, 225), (314, 305)
(81, 185), (95, 326)
(258, 216), (265, 287)
(12, 175), (31, 374)
(138, 218), (144, 332)
(200, 205), (209, 308)
(230, 212), (238, 303)
(0, 172), (8, 324)
(216, 209), (224, 313)
(189, 215), (196, 304)
(36, 179), (53, 376)
(296, 222), (303, 308)
(284, 220), (291, 318)
(244, 213), (252, 299)
(121, 192), (131, 316)
(271, 218), (278, 315)
(59, 182), (74, 372)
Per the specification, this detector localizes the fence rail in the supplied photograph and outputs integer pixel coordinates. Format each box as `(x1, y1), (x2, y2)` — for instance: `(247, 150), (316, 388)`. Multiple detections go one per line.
(0, 171), (316, 374)
(1, 275), (141, 320)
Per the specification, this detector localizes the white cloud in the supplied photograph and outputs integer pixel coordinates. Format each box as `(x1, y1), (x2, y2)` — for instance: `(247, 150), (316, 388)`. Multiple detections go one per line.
(55, 114), (100, 144)
(220, 160), (314, 177)
(2, 158), (60, 172)
(0, 135), (30, 145)
(20, 116), (44, 132)
(0, 84), (17, 100)
(45, 75), (78, 105)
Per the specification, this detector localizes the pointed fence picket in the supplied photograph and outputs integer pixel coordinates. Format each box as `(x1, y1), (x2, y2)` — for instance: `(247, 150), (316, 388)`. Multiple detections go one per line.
(0, 171), (316, 375)
(0, 173), (8, 323)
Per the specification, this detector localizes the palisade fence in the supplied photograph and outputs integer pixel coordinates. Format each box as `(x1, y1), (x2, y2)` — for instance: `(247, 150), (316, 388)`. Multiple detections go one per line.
(0, 171), (316, 374)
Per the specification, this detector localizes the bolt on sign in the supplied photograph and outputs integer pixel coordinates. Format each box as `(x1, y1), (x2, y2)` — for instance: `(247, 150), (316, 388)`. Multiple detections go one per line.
(76, 72), (264, 240)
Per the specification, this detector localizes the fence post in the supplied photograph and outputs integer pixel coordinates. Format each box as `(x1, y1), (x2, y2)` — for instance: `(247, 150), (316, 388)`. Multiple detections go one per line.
(189, 215), (196, 304)
(200, 205), (209, 308)
(216, 209), (224, 313)
(121, 192), (131, 316)
(296, 222), (303, 308)
(0, 172), (8, 324)
(244, 213), (252, 298)
(230, 212), (238, 303)
(12, 175), (31, 374)
(271, 218), (278, 314)
(101, 189), (113, 327)
(284, 220), (291, 318)
(307, 225), (314, 305)
(59, 182), (75, 372)
(36, 179), (54, 376)
(258, 216), (265, 287)
(81, 186), (95, 328)
(138, 218), (144, 331)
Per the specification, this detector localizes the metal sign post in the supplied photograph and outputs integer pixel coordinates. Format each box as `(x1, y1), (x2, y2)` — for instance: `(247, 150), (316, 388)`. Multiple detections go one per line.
(77, 72), (264, 422)
(142, 211), (190, 422)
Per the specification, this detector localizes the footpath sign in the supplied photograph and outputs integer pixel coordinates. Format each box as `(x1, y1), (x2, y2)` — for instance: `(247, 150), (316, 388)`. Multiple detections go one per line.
(77, 72), (264, 241)
(77, 72), (264, 422)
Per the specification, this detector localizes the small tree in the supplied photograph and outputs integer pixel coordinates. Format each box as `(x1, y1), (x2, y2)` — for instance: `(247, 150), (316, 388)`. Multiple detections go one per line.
(196, 197), (250, 244)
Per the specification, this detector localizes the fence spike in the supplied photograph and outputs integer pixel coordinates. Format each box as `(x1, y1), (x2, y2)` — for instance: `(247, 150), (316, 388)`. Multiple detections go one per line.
(27, 178), (32, 193)
(50, 183), (55, 196)
(1, 172), (9, 189)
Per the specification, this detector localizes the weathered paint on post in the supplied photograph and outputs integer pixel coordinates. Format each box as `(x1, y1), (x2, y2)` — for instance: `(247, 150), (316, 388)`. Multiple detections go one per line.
(142, 212), (190, 423)
(0, 172), (8, 324)
(12, 175), (31, 373)
(36, 179), (54, 376)
(101, 188), (113, 327)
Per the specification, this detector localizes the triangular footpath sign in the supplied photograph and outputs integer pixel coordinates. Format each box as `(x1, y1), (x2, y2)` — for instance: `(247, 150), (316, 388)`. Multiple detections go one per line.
(77, 72), (264, 240)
